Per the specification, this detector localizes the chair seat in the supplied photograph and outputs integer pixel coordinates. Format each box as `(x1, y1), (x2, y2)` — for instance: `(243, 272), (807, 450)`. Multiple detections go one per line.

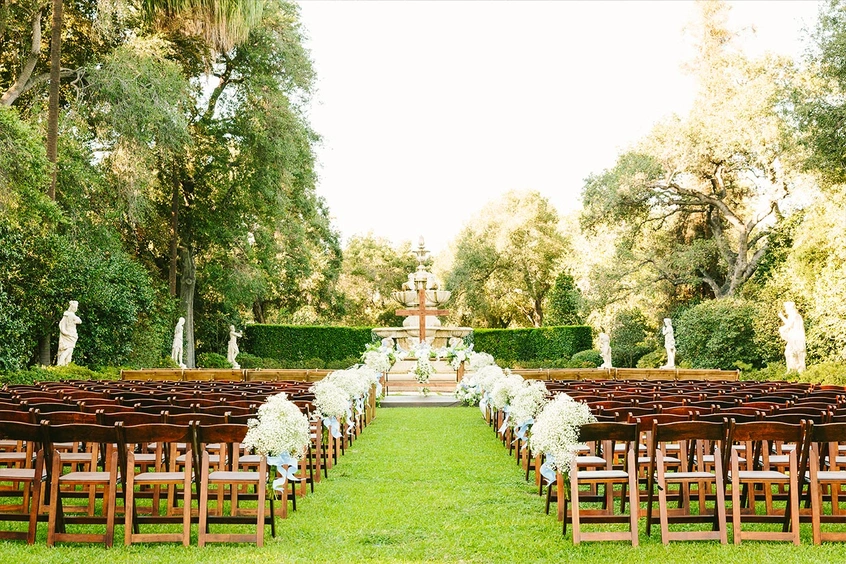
(0, 468), (44, 480)
(575, 456), (606, 466)
(732, 470), (790, 481)
(639, 456), (680, 464)
(816, 471), (846, 482)
(208, 470), (261, 483)
(660, 471), (716, 480)
(0, 453), (27, 462)
(239, 454), (262, 464)
(59, 471), (113, 484)
(577, 470), (629, 480)
(767, 455), (790, 465)
(134, 471), (187, 484)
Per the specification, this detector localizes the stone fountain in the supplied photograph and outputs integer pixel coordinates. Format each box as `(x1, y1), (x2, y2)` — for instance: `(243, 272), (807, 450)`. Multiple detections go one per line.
(372, 237), (471, 352)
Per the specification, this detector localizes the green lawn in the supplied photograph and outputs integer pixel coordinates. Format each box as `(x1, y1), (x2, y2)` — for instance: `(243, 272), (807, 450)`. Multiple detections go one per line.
(5, 406), (846, 562)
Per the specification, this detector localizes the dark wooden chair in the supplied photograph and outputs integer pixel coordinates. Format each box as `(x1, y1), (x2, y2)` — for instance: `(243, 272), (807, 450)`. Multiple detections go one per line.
(562, 422), (640, 546)
(805, 421), (846, 544)
(42, 422), (120, 547)
(729, 420), (803, 545)
(0, 421), (46, 544)
(120, 423), (195, 546)
(646, 420), (727, 544)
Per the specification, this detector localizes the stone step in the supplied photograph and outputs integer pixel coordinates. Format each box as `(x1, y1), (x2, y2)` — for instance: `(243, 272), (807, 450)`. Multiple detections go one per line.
(381, 394), (460, 408)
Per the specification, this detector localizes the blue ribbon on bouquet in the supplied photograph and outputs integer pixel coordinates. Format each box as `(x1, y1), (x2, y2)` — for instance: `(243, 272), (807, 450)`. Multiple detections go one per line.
(346, 407), (355, 435)
(514, 418), (533, 443)
(323, 416), (342, 439)
(539, 454), (556, 486)
(266, 453), (300, 493)
(355, 396), (365, 416)
(479, 393), (490, 417)
(498, 405), (511, 435)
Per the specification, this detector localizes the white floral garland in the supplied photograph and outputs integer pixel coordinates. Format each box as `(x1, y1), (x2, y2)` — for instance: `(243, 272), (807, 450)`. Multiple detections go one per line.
(310, 379), (351, 420)
(490, 374), (526, 411)
(529, 393), (596, 475)
(410, 358), (435, 384)
(509, 380), (549, 427)
(242, 392), (310, 459)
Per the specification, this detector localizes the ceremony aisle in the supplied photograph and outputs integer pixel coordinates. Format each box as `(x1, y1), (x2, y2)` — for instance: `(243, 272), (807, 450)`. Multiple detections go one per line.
(8, 407), (845, 563)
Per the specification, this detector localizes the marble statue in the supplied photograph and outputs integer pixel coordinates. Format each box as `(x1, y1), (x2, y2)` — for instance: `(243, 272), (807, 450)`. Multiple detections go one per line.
(662, 318), (676, 369)
(171, 317), (186, 368)
(598, 332), (612, 369)
(779, 301), (806, 373)
(227, 325), (242, 369)
(56, 300), (81, 366)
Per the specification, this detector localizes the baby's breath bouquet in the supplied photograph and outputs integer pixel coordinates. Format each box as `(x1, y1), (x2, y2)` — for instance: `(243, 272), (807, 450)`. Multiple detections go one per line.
(243, 392), (310, 459)
(529, 393), (596, 477)
(411, 358), (435, 384)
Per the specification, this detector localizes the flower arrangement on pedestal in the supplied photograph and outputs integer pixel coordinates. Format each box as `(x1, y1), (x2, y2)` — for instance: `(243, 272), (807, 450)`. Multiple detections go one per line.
(361, 342), (395, 374)
(410, 357), (435, 384)
(442, 340), (472, 370)
(242, 392), (311, 493)
(529, 393), (596, 484)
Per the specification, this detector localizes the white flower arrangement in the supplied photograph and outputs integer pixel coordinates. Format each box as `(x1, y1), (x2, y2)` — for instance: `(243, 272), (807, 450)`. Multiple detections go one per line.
(529, 393), (596, 475)
(509, 380), (549, 428)
(326, 369), (371, 401)
(410, 357), (435, 384)
(443, 341), (473, 370)
(310, 379), (351, 420)
(468, 351), (495, 371)
(361, 342), (395, 373)
(476, 364), (506, 395)
(455, 378), (482, 406)
(242, 392), (310, 459)
(490, 374), (526, 411)
(410, 341), (433, 360)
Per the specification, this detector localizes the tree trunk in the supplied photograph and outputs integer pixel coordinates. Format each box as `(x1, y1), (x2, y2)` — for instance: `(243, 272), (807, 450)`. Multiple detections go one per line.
(0, 9), (43, 106)
(169, 174), (180, 296)
(179, 247), (196, 368)
(253, 299), (265, 324)
(46, 0), (62, 200)
(38, 333), (51, 366)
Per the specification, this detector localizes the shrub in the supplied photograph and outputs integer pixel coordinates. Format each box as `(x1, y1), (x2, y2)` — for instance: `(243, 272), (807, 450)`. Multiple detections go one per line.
(244, 325), (374, 363)
(0, 364), (118, 385)
(570, 349), (602, 368)
(796, 362), (846, 386)
(609, 308), (651, 368)
(325, 357), (360, 370)
(636, 349), (666, 369)
(676, 298), (764, 370)
(473, 326), (591, 363)
(196, 352), (232, 369)
(740, 363), (789, 382)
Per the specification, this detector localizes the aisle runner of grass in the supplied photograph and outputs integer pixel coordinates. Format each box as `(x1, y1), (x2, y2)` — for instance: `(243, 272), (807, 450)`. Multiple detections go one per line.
(7, 406), (846, 562)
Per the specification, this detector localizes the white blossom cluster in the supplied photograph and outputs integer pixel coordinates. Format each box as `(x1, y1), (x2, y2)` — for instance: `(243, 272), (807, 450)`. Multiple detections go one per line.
(350, 365), (382, 388)
(363, 349), (392, 373)
(475, 364), (506, 395)
(242, 392), (310, 459)
(326, 369), (371, 400)
(508, 381), (549, 427)
(490, 373), (526, 411)
(310, 380), (351, 420)
(410, 358), (435, 383)
(529, 393), (596, 475)
(442, 341), (472, 370)
(468, 351), (495, 371)
(454, 378), (482, 406)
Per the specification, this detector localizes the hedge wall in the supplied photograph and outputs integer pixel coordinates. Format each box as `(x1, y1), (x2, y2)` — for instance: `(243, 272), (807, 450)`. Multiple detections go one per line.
(472, 326), (592, 363)
(243, 325), (375, 363)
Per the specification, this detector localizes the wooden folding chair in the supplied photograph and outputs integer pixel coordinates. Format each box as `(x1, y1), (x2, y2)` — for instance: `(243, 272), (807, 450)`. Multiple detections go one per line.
(120, 423), (194, 546)
(0, 421), (46, 544)
(729, 420), (803, 545)
(561, 422), (640, 546)
(43, 422), (120, 547)
(805, 421), (846, 544)
(194, 423), (273, 546)
(646, 420), (727, 544)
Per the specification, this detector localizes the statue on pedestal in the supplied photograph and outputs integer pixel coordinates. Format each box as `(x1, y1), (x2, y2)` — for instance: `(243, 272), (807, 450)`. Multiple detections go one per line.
(56, 300), (81, 366)
(171, 317), (186, 368)
(779, 301), (806, 373)
(227, 325), (242, 369)
(598, 332), (612, 368)
(662, 318), (676, 369)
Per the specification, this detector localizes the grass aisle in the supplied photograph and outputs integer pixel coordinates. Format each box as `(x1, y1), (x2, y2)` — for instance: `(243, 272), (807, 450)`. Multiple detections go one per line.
(8, 406), (846, 562)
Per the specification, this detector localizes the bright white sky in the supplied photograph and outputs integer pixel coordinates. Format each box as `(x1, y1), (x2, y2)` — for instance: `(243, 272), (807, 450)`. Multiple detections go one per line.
(297, 0), (821, 254)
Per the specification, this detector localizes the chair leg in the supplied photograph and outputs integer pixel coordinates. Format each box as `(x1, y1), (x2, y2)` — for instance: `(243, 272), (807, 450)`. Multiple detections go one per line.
(570, 469), (581, 544)
(628, 448), (639, 547)
(732, 453), (742, 545)
(198, 452), (209, 548)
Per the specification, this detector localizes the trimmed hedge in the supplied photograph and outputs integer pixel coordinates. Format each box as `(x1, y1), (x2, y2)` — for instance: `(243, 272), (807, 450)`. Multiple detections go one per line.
(472, 326), (592, 363)
(243, 325), (375, 363)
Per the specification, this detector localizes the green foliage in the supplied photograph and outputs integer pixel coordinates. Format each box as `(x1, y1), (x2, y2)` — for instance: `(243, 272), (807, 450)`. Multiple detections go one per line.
(609, 308), (652, 368)
(0, 364), (119, 385)
(196, 352), (232, 369)
(740, 363), (789, 382)
(473, 326), (592, 363)
(636, 349), (667, 369)
(570, 349), (603, 368)
(795, 362), (846, 386)
(544, 270), (583, 326)
(244, 325), (374, 363)
(445, 191), (569, 328)
(676, 298), (764, 370)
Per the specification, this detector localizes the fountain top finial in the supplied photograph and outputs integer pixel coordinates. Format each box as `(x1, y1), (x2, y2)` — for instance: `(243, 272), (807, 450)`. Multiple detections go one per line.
(412, 236), (429, 267)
